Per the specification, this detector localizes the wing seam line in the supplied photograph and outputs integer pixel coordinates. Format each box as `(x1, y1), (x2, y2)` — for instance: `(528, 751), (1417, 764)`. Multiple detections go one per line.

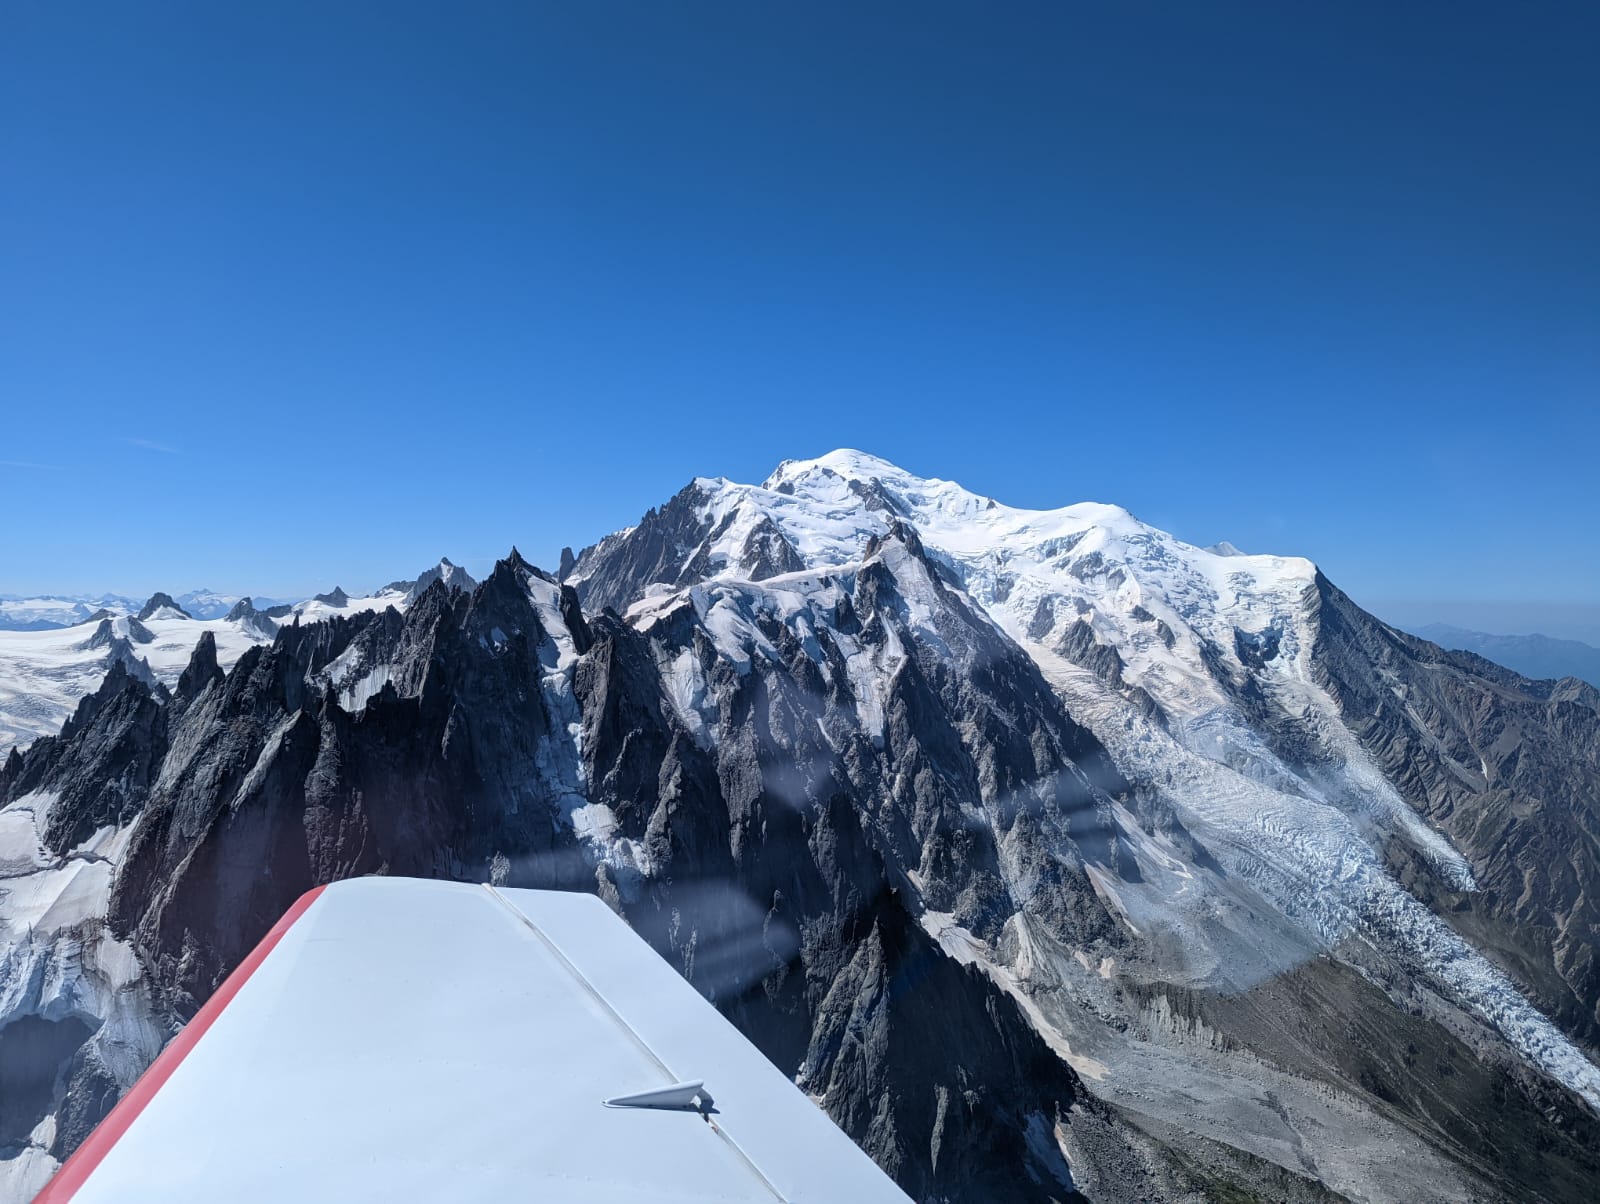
(481, 884), (789, 1203)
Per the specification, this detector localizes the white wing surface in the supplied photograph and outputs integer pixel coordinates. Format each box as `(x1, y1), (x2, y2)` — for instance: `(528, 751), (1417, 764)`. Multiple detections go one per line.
(38, 877), (910, 1203)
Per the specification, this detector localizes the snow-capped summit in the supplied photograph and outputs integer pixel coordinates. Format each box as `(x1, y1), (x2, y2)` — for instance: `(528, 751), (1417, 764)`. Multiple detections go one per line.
(428, 556), (475, 593)
(569, 450), (1327, 807)
(382, 556), (479, 604)
(136, 592), (191, 622)
(576, 449), (1319, 726)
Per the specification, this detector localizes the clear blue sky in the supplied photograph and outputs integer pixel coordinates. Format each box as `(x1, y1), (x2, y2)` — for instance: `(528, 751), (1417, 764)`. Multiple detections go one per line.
(2, 3), (1596, 637)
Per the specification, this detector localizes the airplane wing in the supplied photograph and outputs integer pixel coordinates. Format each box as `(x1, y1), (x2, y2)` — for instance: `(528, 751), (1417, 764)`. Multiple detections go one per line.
(37, 877), (912, 1203)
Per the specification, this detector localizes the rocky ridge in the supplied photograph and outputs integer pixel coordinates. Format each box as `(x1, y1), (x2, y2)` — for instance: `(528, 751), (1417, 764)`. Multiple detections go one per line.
(3, 454), (1599, 1202)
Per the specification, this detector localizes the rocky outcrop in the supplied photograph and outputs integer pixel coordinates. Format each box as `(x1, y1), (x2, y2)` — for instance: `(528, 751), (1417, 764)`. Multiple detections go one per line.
(136, 593), (190, 621)
(83, 617), (152, 648)
(224, 597), (279, 638)
(567, 482), (720, 612)
(1052, 619), (1166, 728)
(380, 557), (479, 604)
(1309, 575), (1600, 1053)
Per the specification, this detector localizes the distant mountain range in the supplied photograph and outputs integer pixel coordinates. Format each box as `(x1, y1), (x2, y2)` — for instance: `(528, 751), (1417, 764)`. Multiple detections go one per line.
(0, 589), (280, 630)
(0, 561), (475, 756)
(1410, 623), (1600, 688)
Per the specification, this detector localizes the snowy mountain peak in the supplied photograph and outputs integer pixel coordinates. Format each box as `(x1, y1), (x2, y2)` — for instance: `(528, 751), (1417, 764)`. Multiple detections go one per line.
(382, 556), (481, 604)
(763, 447), (918, 489)
(687, 450), (1314, 605)
(136, 592), (191, 622)
(562, 451), (1600, 1127)
(419, 555), (480, 597)
(432, 556), (475, 590)
(575, 450), (1324, 743)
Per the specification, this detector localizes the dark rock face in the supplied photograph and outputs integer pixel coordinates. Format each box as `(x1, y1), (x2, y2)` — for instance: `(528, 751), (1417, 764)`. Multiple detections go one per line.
(380, 557), (479, 604)
(738, 515), (807, 580)
(1053, 619), (1167, 728)
(2, 660), (170, 852)
(1125, 954), (1600, 1203)
(174, 631), (224, 701)
(792, 889), (1091, 1203)
(224, 597), (279, 637)
(1308, 576), (1600, 1054)
(84, 617), (153, 648)
(567, 482), (720, 612)
(1233, 625), (1281, 667)
(4, 543), (1153, 1201)
(0, 1016), (94, 1149)
(136, 592), (190, 620)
